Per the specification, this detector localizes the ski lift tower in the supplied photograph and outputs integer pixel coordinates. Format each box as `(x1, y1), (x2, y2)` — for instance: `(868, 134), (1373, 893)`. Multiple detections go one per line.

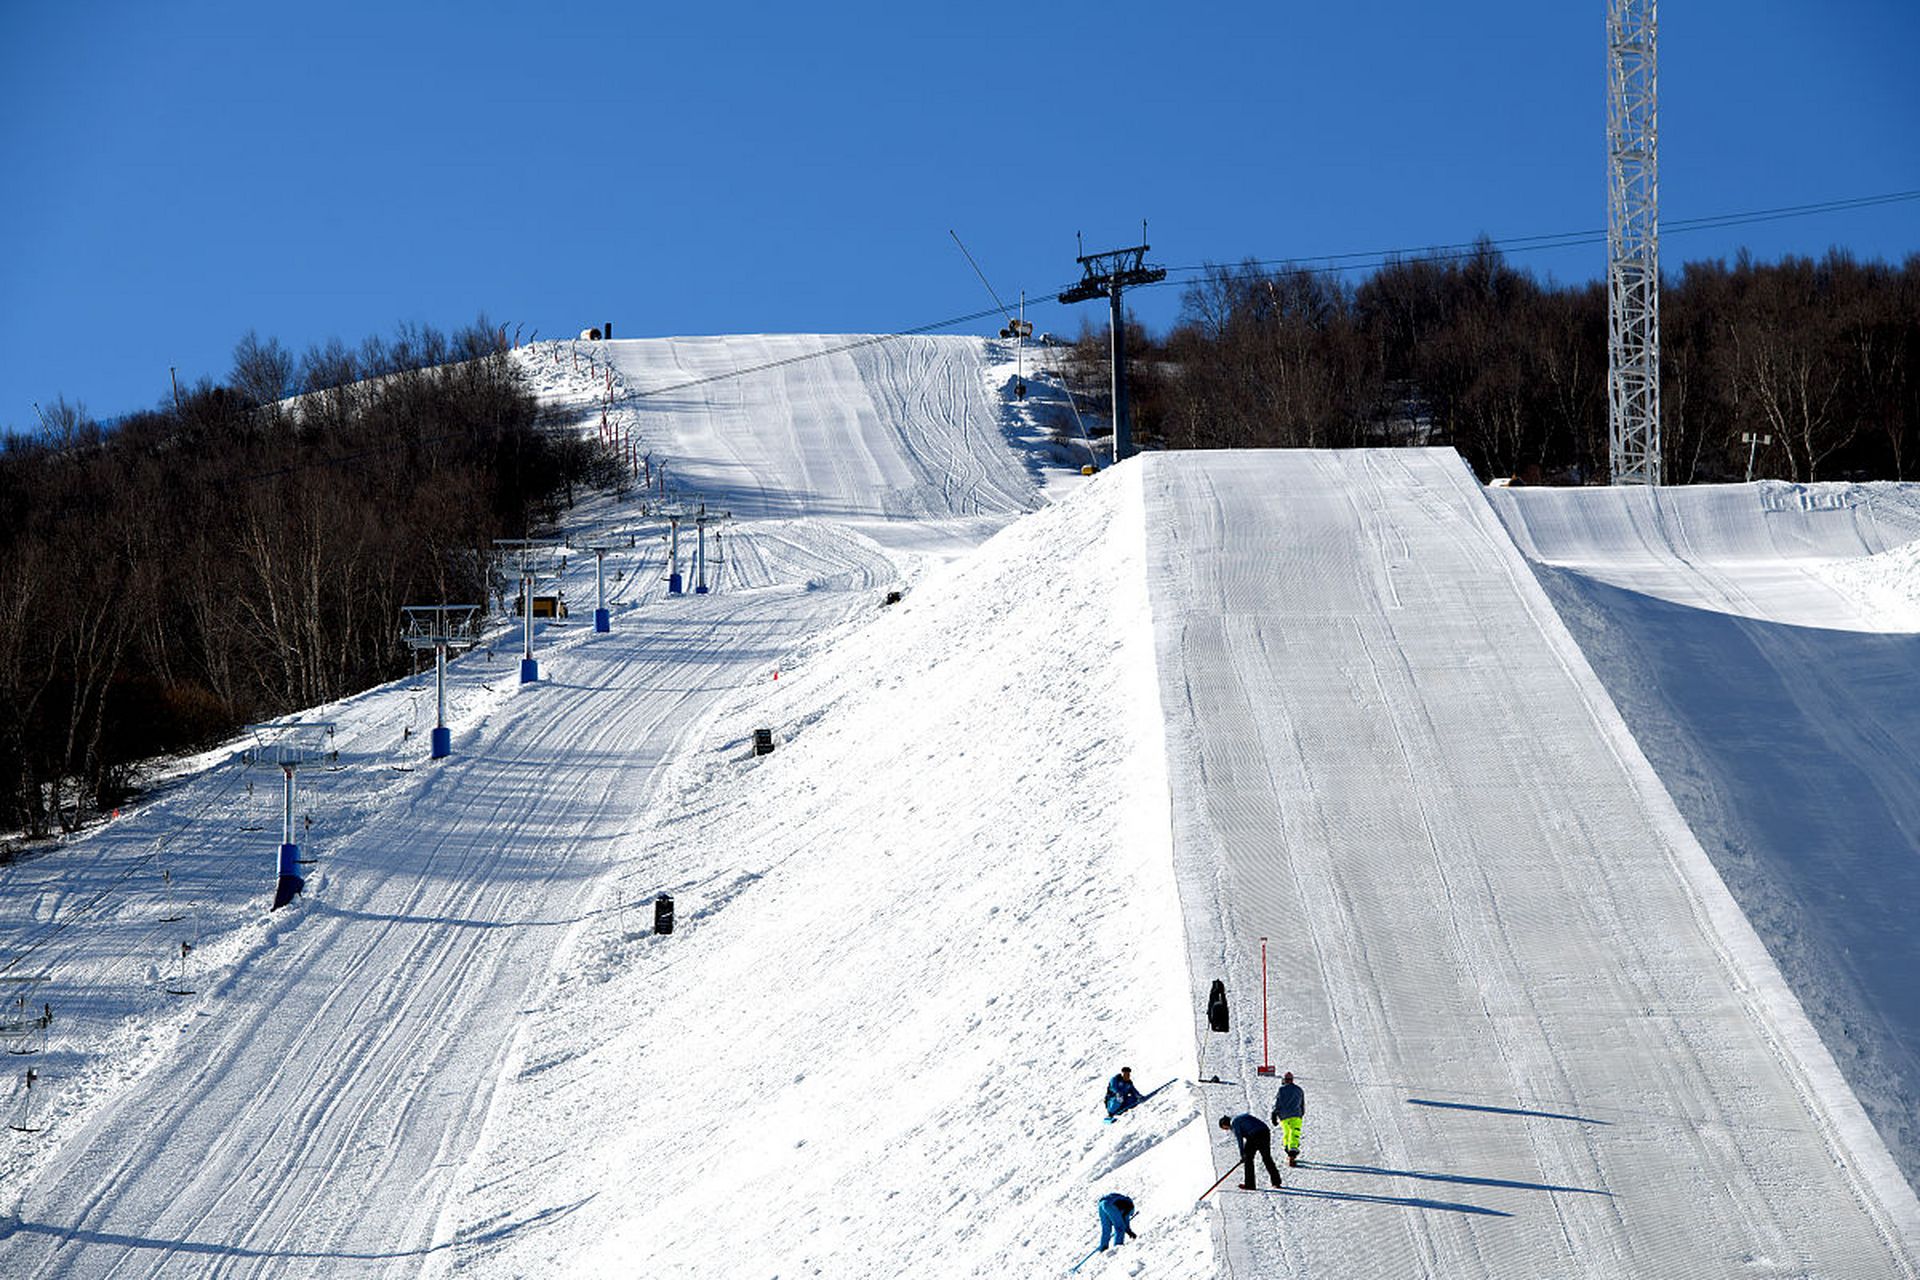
(587, 544), (615, 632)
(1057, 230), (1166, 464)
(712, 511), (733, 591)
(1606, 0), (1661, 484)
(243, 720), (336, 910)
(494, 538), (562, 683)
(662, 505), (686, 595)
(694, 503), (729, 595)
(401, 604), (482, 759)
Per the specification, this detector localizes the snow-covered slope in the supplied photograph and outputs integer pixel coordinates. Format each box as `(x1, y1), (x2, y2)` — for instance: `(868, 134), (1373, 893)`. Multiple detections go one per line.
(431, 465), (1211, 1279)
(6, 328), (1919, 1279)
(0, 335), (1071, 1276)
(1490, 479), (1920, 1194)
(1491, 480), (1920, 628)
(1152, 451), (1920, 1277)
(600, 333), (1041, 534)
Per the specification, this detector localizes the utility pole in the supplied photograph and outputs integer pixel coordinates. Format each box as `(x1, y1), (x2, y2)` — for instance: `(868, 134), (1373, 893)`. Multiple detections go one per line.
(1742, 432), (1772, 483)
(1058, 230), (1166, 464)
(694, 502), (708, 595)
(1607, 0), (1661, 484)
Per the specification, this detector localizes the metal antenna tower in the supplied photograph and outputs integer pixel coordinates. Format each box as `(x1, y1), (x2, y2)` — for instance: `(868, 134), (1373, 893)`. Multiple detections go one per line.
(1058, 230), (1166, 463)
(1607, 0), (1661, 484)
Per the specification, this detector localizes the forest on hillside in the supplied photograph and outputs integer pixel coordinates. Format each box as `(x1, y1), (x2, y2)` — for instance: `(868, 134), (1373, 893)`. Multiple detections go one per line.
(0, 318), (617, 841)
(1065, 246), (1920, 485)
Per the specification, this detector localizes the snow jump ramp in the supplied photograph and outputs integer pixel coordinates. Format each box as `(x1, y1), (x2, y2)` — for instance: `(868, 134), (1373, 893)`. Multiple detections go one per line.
(1143, 449), (1920, 1278)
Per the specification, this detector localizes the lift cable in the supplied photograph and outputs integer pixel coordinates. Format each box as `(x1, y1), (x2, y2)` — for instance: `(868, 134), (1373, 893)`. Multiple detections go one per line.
(65, 188), (1920, 488)
(618, 305), (1009, 401)
(1143, 188), (1920, 285)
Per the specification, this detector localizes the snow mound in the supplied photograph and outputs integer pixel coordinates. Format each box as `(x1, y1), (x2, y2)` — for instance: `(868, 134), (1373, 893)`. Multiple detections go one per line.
(433, 466), (1213, 1279)
(1819, 534), (1920, 630)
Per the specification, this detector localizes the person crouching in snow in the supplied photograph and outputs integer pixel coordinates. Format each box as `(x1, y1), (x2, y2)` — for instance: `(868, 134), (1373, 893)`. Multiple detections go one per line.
(1097, 1192), (1138, 1251)
(1104, 1066), (1144, 1120)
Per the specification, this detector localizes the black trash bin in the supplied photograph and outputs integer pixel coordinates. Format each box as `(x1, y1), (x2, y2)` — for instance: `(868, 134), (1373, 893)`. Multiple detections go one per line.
(654, 892), (675, 936)
(753, 728), (774, 757)
(1207, 979), (1230, 1033)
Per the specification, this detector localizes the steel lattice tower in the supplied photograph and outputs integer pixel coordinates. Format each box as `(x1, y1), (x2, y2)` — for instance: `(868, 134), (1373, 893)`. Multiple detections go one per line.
(1607, 0), (1661, 484)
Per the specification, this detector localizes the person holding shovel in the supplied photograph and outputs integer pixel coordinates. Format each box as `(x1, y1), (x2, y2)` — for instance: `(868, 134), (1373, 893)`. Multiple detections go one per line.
(1219, 1113), (1284, 1190)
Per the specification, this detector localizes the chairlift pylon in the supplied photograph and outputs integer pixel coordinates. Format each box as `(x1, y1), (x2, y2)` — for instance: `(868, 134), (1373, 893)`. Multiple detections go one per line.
(8, 1067), (42, 1133)
(2, 995), (51, 1056)
(164, 939), (197, 997)
(157, 865), (185, 924)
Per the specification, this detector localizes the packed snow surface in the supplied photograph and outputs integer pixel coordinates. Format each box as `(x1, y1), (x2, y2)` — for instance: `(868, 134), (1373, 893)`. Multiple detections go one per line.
(3, 333), (1918, 1278)
(1149, 451), (1919, 1277)
(433, 463), (1210, 1279)
(1491, 479), (1920, 1194)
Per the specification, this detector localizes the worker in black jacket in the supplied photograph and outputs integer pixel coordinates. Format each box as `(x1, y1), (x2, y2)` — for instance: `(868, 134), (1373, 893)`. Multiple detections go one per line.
(1218, 1113), (1284, 1189)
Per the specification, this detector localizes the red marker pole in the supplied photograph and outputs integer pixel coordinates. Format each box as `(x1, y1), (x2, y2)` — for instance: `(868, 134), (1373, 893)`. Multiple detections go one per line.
(1256, 936), (1275, 1076)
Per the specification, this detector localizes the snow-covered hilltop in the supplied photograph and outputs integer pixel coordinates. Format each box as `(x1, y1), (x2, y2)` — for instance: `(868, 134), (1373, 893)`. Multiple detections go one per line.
(2, 335), (1917, 1278)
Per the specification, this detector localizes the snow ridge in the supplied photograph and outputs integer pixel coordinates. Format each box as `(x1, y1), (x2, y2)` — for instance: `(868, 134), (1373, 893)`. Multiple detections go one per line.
(431, 466), (1212, 1277)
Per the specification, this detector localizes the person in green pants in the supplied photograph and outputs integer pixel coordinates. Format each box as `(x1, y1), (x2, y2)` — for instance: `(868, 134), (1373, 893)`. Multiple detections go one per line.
(1270, 1071), (1305, 1167)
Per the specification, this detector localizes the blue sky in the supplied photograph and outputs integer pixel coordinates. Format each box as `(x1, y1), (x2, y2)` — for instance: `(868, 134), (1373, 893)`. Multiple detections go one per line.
(2, 0), (1914, 429)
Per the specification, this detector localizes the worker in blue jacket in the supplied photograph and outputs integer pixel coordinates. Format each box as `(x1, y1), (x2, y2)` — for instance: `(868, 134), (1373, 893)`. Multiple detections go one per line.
(1104, 1066), (1145, 1120)
(1219, 1113), (1284, 1189)
(1096, 1192), (1138, 1251)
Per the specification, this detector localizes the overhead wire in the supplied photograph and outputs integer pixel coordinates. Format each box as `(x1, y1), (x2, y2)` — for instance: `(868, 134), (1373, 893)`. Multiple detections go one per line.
(1143, 188), (1920, 287)
(617, 305), (1010, 400)
(949, 230), (1016, 327)
(611, 188), (1919, 404)
(44, 188), (1919, 488)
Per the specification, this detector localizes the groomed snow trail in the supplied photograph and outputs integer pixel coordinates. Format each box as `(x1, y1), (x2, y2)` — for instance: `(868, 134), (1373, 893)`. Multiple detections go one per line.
(1144, 451), (1920, 1278)
(1490, 480), (1920, 1192)
(605, 333), (1037, 533)
(2, 592), (863, 1276)
(0, 334), (1047, 1277)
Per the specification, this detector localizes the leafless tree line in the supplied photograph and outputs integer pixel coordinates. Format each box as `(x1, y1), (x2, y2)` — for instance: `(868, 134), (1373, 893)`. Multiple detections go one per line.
(1068, 245), (1918, 486)
(0, 317), (613, 839)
